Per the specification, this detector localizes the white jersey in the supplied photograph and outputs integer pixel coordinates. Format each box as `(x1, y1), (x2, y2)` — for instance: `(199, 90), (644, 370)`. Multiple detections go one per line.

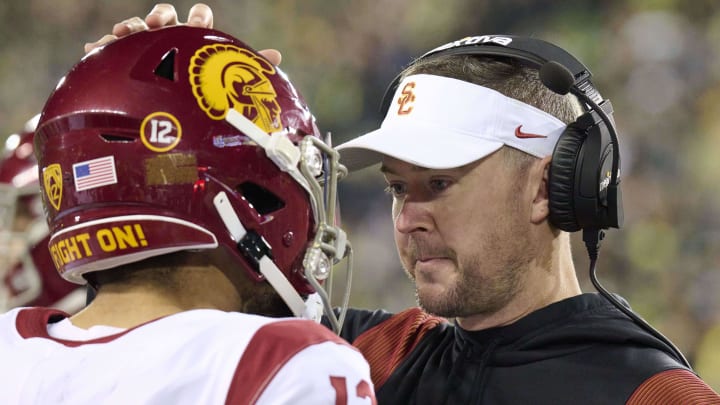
(0, 307), (376, 405)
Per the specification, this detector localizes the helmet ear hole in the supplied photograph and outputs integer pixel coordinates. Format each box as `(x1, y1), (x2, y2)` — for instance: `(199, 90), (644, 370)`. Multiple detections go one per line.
(100, 133), (136, 143)
(154, 49), (177, 81)
(237, 182), (285, 216)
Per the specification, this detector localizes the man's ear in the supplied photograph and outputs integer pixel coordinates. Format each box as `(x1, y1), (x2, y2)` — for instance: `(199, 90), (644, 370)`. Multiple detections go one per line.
(530, 156), (552, 224)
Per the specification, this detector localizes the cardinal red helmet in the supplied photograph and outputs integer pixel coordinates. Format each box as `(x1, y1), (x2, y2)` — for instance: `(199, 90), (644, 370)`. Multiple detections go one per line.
(0, 116), (85, 313)
(34, 26), (350, 330)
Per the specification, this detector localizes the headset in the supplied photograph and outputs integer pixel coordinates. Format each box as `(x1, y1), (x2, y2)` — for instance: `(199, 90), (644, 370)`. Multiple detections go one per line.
(380, 35), (692, 368)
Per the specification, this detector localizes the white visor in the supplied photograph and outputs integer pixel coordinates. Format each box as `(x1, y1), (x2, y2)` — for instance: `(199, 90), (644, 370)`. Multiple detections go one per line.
(337, 74), (567, 170)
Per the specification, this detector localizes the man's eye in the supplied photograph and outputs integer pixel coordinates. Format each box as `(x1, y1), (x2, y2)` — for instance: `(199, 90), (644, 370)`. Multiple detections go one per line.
(429, 179), (452, 192)
(384, 183), (406, 197)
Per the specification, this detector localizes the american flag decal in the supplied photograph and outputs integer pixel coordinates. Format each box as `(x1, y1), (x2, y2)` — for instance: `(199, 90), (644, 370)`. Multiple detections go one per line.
(72, 156), (118, 191)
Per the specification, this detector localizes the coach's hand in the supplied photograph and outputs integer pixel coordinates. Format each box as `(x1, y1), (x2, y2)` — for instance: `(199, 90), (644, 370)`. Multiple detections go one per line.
(83, 3), (282, 65)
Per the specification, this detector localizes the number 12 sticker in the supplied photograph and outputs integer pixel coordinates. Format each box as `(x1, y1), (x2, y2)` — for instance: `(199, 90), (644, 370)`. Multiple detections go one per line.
(140, 112), (182, 152)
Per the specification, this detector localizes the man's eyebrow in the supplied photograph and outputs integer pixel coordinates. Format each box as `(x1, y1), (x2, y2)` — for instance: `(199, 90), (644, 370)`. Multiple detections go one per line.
(380, 163), (469, 176)
(379, 164), (430, 175)
(379, 164), (395, 175)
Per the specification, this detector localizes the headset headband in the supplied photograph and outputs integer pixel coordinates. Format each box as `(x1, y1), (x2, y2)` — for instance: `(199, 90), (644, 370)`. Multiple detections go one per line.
(381, 35), (604, 114)
(423, 35), (588, 76)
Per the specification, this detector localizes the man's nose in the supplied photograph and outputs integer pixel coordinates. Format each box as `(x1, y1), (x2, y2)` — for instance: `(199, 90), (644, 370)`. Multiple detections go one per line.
(394, 197), (434, 234)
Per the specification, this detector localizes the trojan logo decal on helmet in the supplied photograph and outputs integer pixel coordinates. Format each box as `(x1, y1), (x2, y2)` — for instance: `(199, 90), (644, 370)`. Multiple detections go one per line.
(190, 44), (282, 133)
(42, 164), (62, 211)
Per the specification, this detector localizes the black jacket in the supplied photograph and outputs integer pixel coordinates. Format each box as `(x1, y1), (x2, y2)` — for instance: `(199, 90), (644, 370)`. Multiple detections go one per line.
(331, 293), (689, 404)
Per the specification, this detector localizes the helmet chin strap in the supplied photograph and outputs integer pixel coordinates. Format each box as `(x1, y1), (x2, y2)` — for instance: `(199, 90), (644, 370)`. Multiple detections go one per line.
(212, 192), (321, 321)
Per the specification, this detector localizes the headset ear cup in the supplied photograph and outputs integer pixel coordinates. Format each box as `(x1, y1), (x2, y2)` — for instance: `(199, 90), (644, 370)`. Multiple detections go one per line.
(548, 125), (586, 232)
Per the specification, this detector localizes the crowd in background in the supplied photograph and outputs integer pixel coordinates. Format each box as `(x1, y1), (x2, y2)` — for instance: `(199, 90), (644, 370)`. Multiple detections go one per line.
(1, 0), (719, 389)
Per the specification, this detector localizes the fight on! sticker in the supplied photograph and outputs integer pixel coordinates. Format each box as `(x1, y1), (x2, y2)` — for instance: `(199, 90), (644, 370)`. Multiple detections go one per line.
(50, 222), (148, 272)
(48, 217), (218, 279)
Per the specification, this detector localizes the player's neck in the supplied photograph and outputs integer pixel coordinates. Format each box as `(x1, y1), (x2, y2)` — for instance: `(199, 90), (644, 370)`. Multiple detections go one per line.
(69, 287), (188, 329)
(70, 268), (244, 329)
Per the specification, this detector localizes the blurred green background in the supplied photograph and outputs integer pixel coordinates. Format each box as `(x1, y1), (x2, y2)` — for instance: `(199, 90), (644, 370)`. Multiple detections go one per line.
(1, 0), (719, 389)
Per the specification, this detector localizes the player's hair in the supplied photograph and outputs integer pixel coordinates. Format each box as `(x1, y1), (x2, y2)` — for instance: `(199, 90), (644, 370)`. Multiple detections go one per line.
(86, 253), (185, 290)
(86, 251), (293, 317)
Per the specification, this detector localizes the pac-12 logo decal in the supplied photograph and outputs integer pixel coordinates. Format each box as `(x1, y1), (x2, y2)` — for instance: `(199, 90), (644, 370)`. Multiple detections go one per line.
(189, 44), (282, 133)
(397, 82), (416, 115)
(140, 112), (182, 152)
(42, 163), (63, 211)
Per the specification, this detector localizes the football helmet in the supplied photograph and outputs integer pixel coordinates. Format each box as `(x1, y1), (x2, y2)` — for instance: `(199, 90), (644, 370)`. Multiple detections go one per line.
(34, 26), (350, 331)
(0, 116), (85, 313)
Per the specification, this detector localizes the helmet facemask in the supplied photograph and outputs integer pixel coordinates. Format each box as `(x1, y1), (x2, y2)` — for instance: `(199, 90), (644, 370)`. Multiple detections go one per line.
(218, 110), (351, 332)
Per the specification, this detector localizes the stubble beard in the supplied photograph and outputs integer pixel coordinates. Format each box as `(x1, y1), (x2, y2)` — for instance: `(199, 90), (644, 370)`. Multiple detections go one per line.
(406, 216), (533, 320)
(241, 282), (294, 318)
(414, 250), (529, 319)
